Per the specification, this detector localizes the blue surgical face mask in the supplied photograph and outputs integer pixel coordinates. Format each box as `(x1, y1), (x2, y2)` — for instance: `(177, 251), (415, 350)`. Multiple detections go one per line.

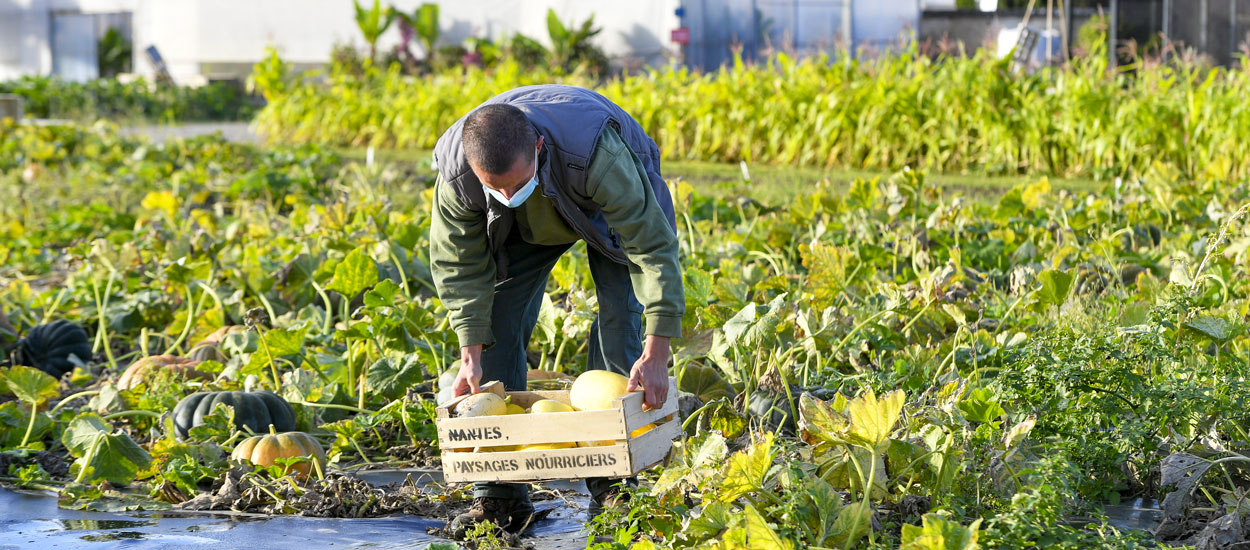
(483, 151), (539, 208)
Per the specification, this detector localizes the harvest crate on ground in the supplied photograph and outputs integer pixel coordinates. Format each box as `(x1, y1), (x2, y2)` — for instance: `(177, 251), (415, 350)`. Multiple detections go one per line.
(435, 377), (680, 483)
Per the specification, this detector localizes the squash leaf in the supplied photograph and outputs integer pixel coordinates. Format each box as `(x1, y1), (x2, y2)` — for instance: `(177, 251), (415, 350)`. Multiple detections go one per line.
(717, 432), (774, 503)
(846, 388), (905, 452)
(366, 355), (424, 401)
(900, 513), (982, 550)
(0, 401), (52, 447)
(792, 476), (845, 544)
(722, 294), (787, 349)
(363, 278), (401, 309)
(829, 502), (873, 547)
(799, 392), (849, 446)
(1, 365), (60, 406)
(957, 388), (1005, 425)
(684, 267), (714, 307)
(187, 402), (237, 442)
(328, 246), (379, 298)
(62, 413), (152, 485)
(684, 500), (737, 541)
(743, 503), (796, 550)
(244, 326), (307, 376)
(1185, 315), (1234, 343)
(1034, 268), (1073, 308)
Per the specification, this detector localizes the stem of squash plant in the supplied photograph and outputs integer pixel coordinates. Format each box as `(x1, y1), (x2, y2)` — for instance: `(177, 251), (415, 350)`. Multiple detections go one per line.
(103, 410), (162, 421)
(256, 327), (281, 390)
(38, 287), (69, 325)
(350, 436), (374, 464)
(291, 400), (375, 414)
(254, 289), (278, 330)
(310, 280), (334, 336)
(418, 332), (442, 375)
(19, 400), (39, 448)
(48, 390), (102, 415)
(845, 446), (880, 550)
(358, 350), (369, 412)
(831, 310), (892, 359)
(74, 435), (104, 484)
(195, 280), (225, 323)
(90, 272), (119, 372)
(383, 243), (411, 298)
(993, 288), (1038, 337)
(165, 284), (200, 355)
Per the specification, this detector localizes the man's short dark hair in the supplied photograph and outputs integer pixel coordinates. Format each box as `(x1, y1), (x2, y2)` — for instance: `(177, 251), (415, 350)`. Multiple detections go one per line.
(463, 104), (537, 175)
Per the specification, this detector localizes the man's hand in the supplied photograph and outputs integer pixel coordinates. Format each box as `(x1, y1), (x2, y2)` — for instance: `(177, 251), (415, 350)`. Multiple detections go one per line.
(452, 345), (484, 397)
(626, 335), (671, 410)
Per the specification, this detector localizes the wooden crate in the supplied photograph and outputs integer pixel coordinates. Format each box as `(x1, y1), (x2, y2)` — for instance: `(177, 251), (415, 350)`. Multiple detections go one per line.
(436, 377), (680, 483)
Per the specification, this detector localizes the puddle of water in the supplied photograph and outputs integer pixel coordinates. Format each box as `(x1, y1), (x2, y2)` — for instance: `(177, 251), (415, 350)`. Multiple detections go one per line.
(2, 474), (594, 549)
(1101, 498), (1163, 532)
(80, 531), (147, 541)
(59, 519), (157, 530)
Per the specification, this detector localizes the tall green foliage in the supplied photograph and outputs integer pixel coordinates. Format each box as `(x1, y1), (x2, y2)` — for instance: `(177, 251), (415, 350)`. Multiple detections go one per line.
(252, 46), (1250, 180)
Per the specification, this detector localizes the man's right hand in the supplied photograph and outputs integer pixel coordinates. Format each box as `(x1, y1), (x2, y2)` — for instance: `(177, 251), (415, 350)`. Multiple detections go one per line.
(452, 345), (484, 397)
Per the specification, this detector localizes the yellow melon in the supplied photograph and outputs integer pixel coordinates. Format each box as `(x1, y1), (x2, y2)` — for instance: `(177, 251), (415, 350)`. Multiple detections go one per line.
(583, 423), (656, 447)
(456, 393), (507, 417)
(529, 399), (576, 413)
(519, 441), (577, 451)
(505, 403), (526, 415)
(569, 370), (631, 411)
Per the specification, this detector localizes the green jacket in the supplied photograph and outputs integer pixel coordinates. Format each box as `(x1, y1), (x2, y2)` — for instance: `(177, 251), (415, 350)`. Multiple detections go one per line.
(430, 128), (684, 348)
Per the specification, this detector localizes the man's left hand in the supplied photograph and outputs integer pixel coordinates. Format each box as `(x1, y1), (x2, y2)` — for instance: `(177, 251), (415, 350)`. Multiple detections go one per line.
(626, 335), (671, 410)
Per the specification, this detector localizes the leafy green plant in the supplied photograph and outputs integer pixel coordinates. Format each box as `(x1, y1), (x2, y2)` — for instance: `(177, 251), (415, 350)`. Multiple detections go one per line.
(62, 413), (152, 485)
(545, 8), (607, 74)
(395, 3), (440, 64)
(0, 365), (60, 448)
(353, 0), (395, 61)
(0, 75), (253, 122)
(97, 27), (132, 78)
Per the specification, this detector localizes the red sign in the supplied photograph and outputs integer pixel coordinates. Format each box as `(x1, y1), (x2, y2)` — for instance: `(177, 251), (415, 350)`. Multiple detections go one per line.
(671, 27), (690, 45)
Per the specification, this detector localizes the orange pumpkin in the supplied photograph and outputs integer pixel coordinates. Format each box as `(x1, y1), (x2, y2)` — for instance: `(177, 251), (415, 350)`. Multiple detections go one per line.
(230, 431), (326, 478)
(117, 355), (208, 390)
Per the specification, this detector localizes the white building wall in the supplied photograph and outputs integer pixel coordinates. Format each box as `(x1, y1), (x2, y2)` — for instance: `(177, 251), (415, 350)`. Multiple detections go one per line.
(853, 0), (922, 50)
(0, 0), (138, 79)
(2, 0), (927, 82)
(1, 0), (681, 82)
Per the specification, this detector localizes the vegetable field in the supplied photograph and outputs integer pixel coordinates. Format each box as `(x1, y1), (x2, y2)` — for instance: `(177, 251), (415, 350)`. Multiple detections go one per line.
(4, 49), (1250, 549)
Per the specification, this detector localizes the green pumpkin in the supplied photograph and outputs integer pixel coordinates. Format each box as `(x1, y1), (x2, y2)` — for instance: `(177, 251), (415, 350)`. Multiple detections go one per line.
(12, 320), (92, 377)
(747, 388), (797, 435)
(173, 390), (296, 439)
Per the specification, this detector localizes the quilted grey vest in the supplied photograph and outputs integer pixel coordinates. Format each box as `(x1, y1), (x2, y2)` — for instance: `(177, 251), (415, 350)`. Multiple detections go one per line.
(433, 85), (675, 278)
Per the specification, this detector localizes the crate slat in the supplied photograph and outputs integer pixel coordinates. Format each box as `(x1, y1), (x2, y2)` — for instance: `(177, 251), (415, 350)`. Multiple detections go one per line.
(442, 445), (634, 483)
(622, 383), (680, 431)
(628, 419), (682, 471)
(437, 408), (627, 448)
